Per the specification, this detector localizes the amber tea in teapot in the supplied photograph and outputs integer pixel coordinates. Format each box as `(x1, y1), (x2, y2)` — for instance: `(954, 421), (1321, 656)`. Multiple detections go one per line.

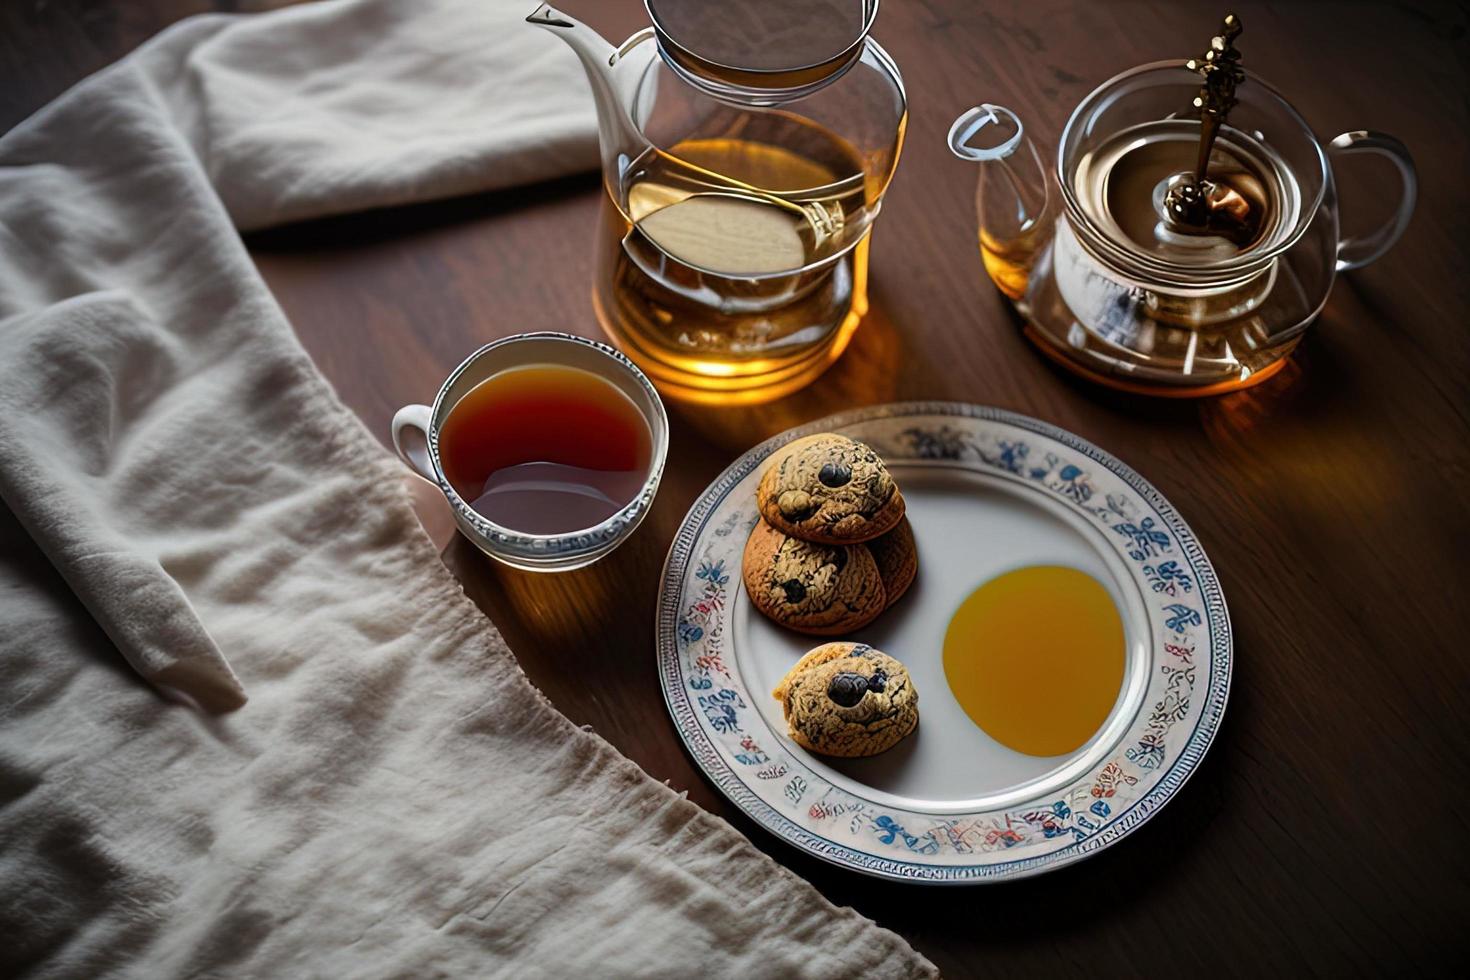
(595, 114), (879, 404)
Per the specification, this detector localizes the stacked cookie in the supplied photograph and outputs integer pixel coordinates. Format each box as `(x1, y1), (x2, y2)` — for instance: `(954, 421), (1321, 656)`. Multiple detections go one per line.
(742, 433), (917, 635)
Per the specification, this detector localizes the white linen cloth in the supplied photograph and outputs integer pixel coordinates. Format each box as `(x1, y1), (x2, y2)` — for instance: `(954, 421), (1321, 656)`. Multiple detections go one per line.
(0, 0), (936, 975)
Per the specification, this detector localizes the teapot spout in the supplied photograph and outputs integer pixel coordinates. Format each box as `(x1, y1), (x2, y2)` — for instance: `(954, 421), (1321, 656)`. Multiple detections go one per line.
(527, 4), (645, 174)
(526, 3), (613, 63)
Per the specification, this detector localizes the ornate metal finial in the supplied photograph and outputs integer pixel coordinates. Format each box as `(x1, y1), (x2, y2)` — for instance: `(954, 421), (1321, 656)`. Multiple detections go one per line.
(1162, 13), (1259, 243)
(1187, 14), (1245, 123)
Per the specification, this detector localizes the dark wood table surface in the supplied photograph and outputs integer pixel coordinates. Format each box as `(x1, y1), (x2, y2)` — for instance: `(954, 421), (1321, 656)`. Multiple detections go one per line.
(7, 0), (1468, 974)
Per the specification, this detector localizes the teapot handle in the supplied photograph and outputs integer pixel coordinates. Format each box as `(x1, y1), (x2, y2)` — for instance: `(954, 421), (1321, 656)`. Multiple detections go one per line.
(391, 404), (436, 483)
(1328, 131), (1417, 273)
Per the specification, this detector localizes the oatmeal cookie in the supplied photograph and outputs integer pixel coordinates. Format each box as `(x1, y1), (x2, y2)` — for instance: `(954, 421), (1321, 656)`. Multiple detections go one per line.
(773, 642), (919, 757)
(742, 519), (885, 635)
(757, 434), (905, 544)
(866, 516), (917, 608)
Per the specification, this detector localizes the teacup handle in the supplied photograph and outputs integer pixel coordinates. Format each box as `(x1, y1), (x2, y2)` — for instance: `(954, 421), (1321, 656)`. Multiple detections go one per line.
(1328, 131), (1417, 273)
(391, 404), (436, 482)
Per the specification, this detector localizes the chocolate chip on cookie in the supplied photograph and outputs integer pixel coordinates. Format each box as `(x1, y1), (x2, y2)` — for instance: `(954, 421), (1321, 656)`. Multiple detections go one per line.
(773, 642), (919, 758)
(866, 516), (917, 608)
(758, 434), (905, 544)
(742, 520), (885, 636)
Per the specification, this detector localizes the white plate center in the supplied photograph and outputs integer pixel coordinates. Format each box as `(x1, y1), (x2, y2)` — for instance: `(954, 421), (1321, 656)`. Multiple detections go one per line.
(735, 463), (1152, 813)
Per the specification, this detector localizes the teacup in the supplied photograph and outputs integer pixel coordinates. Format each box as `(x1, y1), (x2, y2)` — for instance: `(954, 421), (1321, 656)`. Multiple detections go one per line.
(391, 332), (668, 572)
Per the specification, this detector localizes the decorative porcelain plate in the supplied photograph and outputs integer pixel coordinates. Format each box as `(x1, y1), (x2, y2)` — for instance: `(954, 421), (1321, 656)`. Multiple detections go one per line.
(657, 403), (1231, 882)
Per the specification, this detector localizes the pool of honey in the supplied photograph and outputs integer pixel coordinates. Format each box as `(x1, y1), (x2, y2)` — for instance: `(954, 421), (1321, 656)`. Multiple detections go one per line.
(943, 565), (1125, 757)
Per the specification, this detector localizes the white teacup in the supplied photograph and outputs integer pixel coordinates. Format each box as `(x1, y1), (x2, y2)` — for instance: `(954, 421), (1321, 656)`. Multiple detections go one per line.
(391, 332), (668, 572)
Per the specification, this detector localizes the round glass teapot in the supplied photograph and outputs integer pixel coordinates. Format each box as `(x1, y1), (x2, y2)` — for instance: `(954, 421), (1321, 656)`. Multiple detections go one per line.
(950, 62), (1416, 396)
(531, 1), (907, 404)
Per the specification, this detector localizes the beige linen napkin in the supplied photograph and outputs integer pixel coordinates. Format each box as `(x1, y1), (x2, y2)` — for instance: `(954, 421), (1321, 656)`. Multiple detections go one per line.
(0, 0), (936, 975)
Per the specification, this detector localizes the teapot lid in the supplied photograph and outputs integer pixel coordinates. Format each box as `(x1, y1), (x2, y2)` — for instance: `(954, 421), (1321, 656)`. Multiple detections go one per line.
(646, 0), (878, 94)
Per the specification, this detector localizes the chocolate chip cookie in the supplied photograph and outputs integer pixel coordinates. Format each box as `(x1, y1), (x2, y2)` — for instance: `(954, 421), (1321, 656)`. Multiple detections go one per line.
(866, 516), (917, 608)
(742, 520), (886, 635)
(773, 642), (919, 758)
(757, 434), (905, 544)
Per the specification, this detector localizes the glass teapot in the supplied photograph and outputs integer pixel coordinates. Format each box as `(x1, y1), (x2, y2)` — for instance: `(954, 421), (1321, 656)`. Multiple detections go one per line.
(949, 62), (1416, 396)
(529, 1), (906, 404)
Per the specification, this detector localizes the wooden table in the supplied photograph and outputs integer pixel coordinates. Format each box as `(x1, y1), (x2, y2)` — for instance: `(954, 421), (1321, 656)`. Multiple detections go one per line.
(7, 1), (1467, 974)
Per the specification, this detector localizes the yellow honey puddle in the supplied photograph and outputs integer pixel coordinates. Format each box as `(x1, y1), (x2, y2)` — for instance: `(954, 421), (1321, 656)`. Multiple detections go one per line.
(942, 566), (1125, 757)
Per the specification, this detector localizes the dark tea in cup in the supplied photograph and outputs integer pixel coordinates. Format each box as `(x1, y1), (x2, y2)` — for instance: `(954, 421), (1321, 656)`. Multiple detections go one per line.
(392, 332), (668, 571)
(437, 364), (652, 534)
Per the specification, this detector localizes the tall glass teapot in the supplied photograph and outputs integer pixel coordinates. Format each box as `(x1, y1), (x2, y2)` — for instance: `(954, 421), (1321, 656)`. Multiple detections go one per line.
(530, 1), (907, 403)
